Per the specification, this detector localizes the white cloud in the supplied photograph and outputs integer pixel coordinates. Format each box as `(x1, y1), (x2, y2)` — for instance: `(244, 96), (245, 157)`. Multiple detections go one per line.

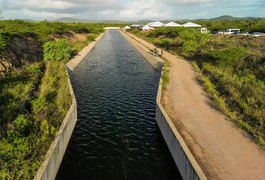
(119, 0), (172, 20)
(0, 0), (264, 20)
(3, 8), (75, 20)
(163, 0), (213, 6)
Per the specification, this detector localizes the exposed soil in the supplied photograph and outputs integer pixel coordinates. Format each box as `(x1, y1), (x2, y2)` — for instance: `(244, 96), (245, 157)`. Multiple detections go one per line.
(127, 32), (265, 180)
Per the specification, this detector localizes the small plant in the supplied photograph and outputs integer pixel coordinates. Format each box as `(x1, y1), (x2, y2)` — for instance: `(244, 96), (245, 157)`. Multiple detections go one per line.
(43, 39), (72, 61)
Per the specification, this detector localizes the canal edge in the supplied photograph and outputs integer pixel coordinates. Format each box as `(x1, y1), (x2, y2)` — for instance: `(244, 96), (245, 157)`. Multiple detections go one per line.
(66, 32), (105, 71)
(120, 30), (164, 72)
(156, 69), (207, 180)
(34, 32), (105, 180)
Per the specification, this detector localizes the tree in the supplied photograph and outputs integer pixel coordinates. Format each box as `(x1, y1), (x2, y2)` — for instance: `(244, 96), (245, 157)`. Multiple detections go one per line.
(179, 29), (210, 56)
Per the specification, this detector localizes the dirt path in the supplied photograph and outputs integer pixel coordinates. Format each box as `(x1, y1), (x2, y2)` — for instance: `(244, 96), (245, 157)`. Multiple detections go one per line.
(126, 32), (265, 179)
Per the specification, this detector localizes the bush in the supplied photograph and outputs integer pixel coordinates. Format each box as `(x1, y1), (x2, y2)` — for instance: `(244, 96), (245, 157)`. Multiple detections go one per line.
(178, 29), (210, 56)
(7, 115), (32, 141)
(31, 97), (47, 115)
(43, 39), (72, 61)
(212, 47), (247, 67)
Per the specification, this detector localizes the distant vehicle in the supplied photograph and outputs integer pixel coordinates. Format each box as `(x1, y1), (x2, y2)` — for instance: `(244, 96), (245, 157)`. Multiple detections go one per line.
(211, 31), (219, 34)
(200, 28), (208, 33)
(252, 32), (265, 37)
(240, 32), (250, 36)
(224, 29), (240, 35)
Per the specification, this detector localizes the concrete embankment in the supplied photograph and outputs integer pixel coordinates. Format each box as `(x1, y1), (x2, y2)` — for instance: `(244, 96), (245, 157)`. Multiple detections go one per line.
(120, 30), (163, 70)
(34, 32), (105, 180)
(122, 30), (206, 180)
(66, 33), (105, 71)
(156, 70), (206, 180)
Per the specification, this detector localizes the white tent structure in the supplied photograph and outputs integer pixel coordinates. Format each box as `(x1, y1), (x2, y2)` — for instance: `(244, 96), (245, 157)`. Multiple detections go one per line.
(165, 22), (182, 27)
(142, 25), (154, 31)
(124, 26), (131, 30)
(148, 21), (165, 27)
(182, 22), (202, 27)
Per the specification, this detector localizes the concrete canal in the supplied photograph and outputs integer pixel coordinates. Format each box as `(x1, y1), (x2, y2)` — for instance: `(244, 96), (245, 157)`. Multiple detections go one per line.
(56, 30), (181, 179)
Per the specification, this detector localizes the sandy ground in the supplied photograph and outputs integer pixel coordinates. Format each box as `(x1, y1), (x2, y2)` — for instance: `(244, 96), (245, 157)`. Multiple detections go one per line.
(126, 32), (265, 180)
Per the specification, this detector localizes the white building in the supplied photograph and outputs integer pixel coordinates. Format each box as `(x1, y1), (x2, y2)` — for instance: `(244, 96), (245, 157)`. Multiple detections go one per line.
(165, 22), (182, 27)
(182, 22), (202, 28)
(124, 26), (131, 30)
(148, 21), (165, 28)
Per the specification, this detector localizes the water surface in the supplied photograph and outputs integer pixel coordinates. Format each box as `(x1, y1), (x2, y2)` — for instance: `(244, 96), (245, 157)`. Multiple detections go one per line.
(57, 30), (181, 180)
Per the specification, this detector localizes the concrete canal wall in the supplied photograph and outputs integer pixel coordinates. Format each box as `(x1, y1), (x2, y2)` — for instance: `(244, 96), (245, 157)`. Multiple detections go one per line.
(156, 70), (207, 180)
(66, 33), (105, 71)
(120, 30), (163, 71)
(34, 32), (105, 180)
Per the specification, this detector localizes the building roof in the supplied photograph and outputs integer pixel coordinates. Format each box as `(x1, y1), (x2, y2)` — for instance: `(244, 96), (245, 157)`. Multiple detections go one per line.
(148, 21), (164, 27)
(165, 22), (182, 27)
(182, 22), (202, 27)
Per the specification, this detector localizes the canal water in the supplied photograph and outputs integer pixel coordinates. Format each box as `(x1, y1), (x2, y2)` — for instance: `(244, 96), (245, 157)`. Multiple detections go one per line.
(56, 30), (181, 180)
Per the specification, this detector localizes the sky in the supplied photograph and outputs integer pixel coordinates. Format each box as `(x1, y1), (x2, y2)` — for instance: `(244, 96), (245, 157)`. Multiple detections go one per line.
(0, 0), (264, 20)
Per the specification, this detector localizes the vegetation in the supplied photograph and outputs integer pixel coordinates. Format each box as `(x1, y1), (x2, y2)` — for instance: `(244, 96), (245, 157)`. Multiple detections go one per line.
(0, 60), (71, 179)
(0, 20), (104, 178)
(43, 39), (72, 61)
(177, 18), (265, 32)
(162, 60), (171, 89)
(0, 62), (43, 129)
(129, 24), (265, 147)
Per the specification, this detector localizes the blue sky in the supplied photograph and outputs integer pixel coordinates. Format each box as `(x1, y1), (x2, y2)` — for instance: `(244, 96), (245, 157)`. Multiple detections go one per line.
(0, 0), (264, 20)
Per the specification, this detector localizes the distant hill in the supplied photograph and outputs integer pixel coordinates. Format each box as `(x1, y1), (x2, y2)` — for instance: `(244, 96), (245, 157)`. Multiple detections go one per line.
(52, 15), (265, 25)
(197, 15), (263, 21)
(210, 15), (239, 21)
(53, 17), (91, 23)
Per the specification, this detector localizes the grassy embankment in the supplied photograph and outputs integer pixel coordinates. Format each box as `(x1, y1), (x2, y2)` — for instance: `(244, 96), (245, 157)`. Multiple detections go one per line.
(0, 20), (103, 179)
(129, 20), (265, 147)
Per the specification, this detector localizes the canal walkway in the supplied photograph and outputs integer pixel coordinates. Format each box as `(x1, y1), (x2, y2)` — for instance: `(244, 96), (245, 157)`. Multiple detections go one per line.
(125, 32), (265, 179)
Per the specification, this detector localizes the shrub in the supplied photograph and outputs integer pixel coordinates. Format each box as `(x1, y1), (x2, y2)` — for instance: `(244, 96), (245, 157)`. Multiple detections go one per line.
(212, 47), (247, 67)
(43, 39), (72, 61)
(7, 115), (32, 141)
(178, 29), (210, 56)
(14, 115), (32, 136)
(31, 97), (47, 115)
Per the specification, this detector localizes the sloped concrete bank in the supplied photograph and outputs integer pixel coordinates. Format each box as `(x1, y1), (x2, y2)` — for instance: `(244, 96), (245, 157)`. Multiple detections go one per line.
(120, 30), (163, 71)
(156, 70), (206, 180)
(34, 32), (105, 180)
(67, 33), (105, 71)
(123, 31), (207, 180)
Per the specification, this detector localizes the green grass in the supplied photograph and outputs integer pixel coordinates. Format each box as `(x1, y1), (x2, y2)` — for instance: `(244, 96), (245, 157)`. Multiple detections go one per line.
(71, 34), (98, 54)
(0, 62), (43, 128)
(162, 60), (171, 89)
(0, 60), (72, 179)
